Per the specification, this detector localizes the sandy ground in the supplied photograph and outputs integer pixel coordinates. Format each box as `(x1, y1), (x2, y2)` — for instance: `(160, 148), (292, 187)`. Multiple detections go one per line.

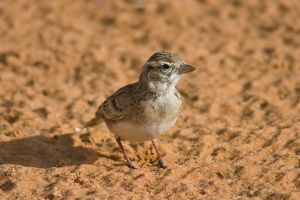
(0, 0), (300, 199)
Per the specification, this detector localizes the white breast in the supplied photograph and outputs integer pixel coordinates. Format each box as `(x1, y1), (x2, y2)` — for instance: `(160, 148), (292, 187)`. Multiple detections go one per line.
(109, 117), (177, 143)
(106, 87), (181, 143)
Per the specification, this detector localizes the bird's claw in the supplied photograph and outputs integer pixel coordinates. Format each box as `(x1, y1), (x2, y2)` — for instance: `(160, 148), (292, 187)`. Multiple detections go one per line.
(127, 161), (137, 169)
(158, 158), (167, 169)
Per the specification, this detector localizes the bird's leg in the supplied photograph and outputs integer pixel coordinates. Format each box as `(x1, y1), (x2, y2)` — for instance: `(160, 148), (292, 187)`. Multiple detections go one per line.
(151, 140), (167, 168)
(116, 137), (137, 169)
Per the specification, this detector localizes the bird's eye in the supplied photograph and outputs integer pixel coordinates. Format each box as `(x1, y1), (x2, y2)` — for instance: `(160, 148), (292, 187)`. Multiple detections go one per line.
(162, 64), (170, 70)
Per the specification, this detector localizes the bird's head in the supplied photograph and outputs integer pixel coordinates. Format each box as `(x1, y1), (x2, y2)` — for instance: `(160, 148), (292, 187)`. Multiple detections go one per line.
(139, 52), (195, 93)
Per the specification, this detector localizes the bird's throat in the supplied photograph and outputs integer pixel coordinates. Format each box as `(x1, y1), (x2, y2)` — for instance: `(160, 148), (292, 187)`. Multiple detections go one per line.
(147, 80), (169, 93)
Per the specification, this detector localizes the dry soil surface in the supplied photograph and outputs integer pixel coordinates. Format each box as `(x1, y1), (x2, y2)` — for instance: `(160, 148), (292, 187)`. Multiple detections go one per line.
(0, 0), (300, 199)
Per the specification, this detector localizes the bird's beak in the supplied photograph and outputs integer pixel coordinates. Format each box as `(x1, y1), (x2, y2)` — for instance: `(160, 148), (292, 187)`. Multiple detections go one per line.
(178, 64), (196, 75)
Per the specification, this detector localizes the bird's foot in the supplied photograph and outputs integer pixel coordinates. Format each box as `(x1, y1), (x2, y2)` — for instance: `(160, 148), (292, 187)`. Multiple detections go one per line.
(157, 158), (167, 169)
(127, 161), (137, 169)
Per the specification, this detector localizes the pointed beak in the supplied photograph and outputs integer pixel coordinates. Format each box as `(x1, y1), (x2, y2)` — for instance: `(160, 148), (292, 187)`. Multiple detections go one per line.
(178, 64), (196, 75)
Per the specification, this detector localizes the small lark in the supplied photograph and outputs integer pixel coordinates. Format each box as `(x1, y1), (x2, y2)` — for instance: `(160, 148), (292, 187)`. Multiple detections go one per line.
(85, 52), (195, 169)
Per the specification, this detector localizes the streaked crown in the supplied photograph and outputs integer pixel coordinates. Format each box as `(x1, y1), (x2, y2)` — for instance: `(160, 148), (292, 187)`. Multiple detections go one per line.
(147, 52), (185, 65)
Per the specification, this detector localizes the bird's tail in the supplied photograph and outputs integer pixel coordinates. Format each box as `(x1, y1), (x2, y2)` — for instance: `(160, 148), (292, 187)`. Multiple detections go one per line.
(84, 117), (103, 128)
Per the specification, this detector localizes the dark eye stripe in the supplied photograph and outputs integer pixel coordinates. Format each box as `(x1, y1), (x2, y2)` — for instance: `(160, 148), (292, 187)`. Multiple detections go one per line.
(147, 66), (156, 70)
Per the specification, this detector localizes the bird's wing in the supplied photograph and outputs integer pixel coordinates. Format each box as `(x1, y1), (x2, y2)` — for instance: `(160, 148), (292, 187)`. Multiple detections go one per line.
(96, 84), (135, 121)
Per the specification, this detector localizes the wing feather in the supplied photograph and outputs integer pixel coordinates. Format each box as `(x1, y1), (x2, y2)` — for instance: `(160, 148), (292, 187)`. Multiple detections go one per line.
(95, 83), (135, 121)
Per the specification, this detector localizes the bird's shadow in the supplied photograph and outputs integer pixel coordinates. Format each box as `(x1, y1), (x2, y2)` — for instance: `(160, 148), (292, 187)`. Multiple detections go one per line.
(0, 133), (100, 168)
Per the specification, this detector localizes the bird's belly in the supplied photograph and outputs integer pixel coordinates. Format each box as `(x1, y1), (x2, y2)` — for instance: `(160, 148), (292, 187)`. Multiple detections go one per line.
(108, 118), (177, 143)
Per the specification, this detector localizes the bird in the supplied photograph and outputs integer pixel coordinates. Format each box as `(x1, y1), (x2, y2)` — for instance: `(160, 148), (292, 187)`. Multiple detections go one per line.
(84, 52), (195, 169)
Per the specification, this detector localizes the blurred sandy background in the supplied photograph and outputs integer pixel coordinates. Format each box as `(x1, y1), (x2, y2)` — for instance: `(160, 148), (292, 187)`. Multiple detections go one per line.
(0, 0), (299, 199)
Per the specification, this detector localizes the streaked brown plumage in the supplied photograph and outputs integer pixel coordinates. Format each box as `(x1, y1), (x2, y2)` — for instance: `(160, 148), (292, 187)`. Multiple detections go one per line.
(85, 52), (195, 169)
